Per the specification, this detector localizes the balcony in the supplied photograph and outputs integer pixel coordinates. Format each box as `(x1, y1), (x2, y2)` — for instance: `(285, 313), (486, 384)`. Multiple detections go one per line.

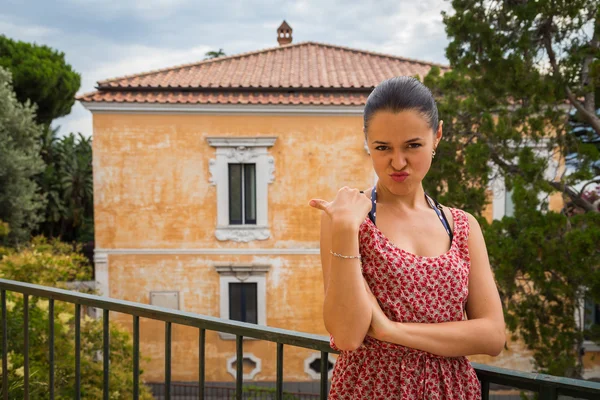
(0, 278), (599, 400)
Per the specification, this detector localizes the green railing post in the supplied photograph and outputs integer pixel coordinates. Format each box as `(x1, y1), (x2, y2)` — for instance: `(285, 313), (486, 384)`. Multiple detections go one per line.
(276, 343), (283, 400)
(49, 299), (54, 400)
(103, 309), (109, 400)
(236, 335), (243, 400)
(540, 385), (557, 400)
(2, 290), (7, 400)
(165, 321), (172, 400)
(23, 294), (29, 400)
(480, 379), (489, 400)
(75, 303), (81, 399)
(199, 328), (205, 400)
(320, 351), (328, 399)
(133, 315), (139, 400)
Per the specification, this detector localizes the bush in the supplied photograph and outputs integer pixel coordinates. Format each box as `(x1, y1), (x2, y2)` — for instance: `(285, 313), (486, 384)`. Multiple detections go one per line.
(0, 237), (153, 399)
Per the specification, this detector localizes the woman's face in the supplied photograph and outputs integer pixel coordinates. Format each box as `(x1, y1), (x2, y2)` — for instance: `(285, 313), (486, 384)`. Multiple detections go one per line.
(365, 109), (442, 196)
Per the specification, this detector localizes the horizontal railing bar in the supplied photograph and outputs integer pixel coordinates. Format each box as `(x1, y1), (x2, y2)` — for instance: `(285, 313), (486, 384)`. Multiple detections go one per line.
(472, 363), (600, 397)
(0, 279), (333, 352)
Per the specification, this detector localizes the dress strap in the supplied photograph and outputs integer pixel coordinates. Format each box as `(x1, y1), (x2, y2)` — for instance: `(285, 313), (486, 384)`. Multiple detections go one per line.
(424, 193), (454, 242)
(369, 184), (453, 241)
(369, 187), (377, 224)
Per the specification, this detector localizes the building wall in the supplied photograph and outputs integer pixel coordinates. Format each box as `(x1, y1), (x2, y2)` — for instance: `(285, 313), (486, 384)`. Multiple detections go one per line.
(92, 112), (367, 382)
(92, 113), (371, 250)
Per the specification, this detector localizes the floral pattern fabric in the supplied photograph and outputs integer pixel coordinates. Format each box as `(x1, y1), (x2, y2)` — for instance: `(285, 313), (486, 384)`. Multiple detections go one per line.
(328, 207), (481, 399)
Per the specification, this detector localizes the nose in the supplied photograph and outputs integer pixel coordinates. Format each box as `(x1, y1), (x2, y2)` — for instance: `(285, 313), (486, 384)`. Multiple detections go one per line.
(391, 150), (407, 171)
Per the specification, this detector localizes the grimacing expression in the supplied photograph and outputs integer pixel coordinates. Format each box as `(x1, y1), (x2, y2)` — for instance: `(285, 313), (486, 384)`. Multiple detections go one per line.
(365, 110), (441, 195)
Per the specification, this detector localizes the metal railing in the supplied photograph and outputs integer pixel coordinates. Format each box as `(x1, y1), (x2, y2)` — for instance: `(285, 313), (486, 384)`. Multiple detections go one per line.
(0, 278), (599, 400)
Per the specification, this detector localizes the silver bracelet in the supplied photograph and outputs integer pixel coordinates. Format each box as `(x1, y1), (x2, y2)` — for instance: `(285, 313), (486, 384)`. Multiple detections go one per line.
(330, 250), (361, 261)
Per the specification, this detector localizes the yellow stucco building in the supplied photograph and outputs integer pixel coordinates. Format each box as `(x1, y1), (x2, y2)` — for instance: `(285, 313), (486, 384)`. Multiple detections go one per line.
(79, 22), (599, 392)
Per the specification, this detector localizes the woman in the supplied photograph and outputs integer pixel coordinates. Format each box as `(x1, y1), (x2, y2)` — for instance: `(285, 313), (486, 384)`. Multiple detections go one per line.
(309, 76), (506, 399)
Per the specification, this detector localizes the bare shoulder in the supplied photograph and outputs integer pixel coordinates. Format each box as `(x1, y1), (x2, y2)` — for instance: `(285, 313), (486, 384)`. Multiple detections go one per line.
(438, 204), (456, 232)
(459, 210), (488, 251)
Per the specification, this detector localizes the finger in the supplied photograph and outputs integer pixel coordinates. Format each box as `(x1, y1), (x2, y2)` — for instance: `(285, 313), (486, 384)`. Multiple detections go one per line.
(309, 199), (329, 211)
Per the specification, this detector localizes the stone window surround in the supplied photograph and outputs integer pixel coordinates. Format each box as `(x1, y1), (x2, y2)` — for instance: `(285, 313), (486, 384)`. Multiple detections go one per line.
(207, 137), (277, 242)
(214, 263), (270, 340)
(304, 352), (337, 380)
(226, 352), (262, 380)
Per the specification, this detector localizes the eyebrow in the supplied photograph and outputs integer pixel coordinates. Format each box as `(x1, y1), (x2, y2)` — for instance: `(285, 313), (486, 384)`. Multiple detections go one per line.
(371, 138), (423, 145)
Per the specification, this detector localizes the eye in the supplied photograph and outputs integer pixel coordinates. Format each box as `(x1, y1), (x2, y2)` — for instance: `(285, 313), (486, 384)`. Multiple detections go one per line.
(375, 145), (389, 151)
(408, 143), (422, 149)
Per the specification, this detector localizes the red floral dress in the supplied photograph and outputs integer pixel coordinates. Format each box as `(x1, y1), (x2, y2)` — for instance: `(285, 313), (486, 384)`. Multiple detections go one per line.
(329, 207), (481, 399)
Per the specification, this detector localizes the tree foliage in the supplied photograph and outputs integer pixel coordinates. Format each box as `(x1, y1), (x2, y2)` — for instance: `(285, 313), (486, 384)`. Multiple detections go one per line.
(422, 0), (600, 377)
(0, 67), (46, 245)
(0, 35), (80, 126)
(34, 131), (94, 244)
(204, 48), (226, 60)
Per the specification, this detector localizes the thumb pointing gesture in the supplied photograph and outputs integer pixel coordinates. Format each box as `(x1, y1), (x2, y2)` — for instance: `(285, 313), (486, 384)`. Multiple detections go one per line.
(309, 199), (330, 212)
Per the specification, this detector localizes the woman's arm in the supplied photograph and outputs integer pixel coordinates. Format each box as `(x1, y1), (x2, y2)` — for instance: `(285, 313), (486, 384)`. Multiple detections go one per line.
(368, 212), (506, 357)
(320, 212), (372, 351)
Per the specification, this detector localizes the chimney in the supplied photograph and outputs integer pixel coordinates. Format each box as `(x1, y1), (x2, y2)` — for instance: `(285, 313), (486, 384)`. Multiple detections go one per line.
(277, 20), (293, 46)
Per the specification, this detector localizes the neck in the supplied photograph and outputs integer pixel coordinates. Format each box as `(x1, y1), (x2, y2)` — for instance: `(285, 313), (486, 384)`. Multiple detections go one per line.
(375, 182), (427, 212)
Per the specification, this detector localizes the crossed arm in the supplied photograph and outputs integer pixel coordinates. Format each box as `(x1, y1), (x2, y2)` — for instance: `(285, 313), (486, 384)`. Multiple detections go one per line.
(322, 211), (506, 357)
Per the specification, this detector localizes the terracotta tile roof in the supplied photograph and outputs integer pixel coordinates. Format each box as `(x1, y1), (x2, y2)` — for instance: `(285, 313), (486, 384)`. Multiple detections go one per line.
(78, 90), (370, 105)
(78, 41), (447, 106)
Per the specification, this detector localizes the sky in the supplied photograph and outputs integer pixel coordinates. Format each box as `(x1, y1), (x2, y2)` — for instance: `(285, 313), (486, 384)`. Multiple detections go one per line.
(1, 0), (452, 138)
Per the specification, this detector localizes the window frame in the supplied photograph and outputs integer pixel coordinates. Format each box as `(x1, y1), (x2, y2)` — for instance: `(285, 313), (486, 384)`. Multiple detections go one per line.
(207, 137), (276, 242)
(214, 264), (270, 340)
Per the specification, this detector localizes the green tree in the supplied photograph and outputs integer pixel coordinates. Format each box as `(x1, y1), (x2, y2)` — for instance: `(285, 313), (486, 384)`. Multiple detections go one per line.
(0, 67), (46, 245)
(35, 132), (94, 243)
(422, 0), (600, 377)
(0, 35), (81, 126)
(0, 237), (154, 399)
(204, 48), (226, 60)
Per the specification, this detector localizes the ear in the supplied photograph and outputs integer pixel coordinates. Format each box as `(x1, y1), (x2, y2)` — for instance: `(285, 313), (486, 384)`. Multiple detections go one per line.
(435, 120), (443, 147)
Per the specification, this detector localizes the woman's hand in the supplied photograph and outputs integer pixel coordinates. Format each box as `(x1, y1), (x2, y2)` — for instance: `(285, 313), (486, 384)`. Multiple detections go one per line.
(365, 283), (393, 342)
(309, 187), (371, 229)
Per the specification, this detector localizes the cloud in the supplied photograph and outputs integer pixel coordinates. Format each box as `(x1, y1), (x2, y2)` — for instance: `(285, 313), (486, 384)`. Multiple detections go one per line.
(85, 43), (213, 89)
(0, 16), (61, 41)
(62, 0), (194, 21)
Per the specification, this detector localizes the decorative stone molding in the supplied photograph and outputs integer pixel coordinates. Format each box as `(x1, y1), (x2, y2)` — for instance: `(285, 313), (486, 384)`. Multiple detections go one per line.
(93, 247), (319, 255)
(207, 137), (277, 242)
(215, 227), (270, 242)
(226, 353), (262, 380)
(81, 102), (364, 115)
(214, 264), (270, 340)
(304, 353), (336, 380)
